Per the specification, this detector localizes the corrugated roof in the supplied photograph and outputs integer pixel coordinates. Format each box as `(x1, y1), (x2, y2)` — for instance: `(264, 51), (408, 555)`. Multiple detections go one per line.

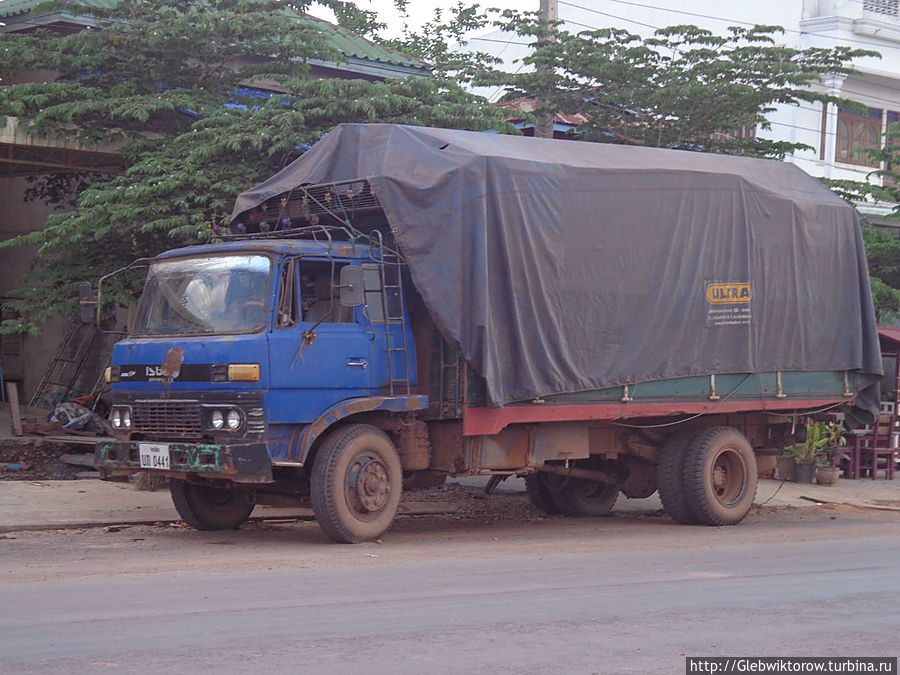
(302, 15), (425, 70)
(0, 1), (427, 71)
(879, 327), (900, 348)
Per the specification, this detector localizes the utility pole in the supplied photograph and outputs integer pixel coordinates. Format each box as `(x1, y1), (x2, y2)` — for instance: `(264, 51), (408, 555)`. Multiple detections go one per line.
(539, 0), (557, 22)
(535, 0), (558, 139)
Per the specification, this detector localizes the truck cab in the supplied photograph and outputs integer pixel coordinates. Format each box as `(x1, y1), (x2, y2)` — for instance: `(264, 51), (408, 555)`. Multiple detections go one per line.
(96, 232), (426, 542)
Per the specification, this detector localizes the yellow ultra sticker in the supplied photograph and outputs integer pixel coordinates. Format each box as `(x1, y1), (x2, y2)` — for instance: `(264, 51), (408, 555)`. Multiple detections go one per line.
(706, 282), (752, 305)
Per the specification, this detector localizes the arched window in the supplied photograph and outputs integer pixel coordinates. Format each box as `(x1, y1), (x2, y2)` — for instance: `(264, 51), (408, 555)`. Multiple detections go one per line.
(836, 108), (882, 167)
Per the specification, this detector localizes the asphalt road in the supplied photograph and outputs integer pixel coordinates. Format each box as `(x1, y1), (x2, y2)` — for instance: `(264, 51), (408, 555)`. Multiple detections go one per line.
(1, 508), (898, 674)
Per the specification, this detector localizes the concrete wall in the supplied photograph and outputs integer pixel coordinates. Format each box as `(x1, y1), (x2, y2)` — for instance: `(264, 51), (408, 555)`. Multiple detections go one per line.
(0, 175), (69, 403)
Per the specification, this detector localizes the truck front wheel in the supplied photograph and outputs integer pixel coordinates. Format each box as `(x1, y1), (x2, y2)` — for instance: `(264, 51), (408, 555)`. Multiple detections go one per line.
(311, 424), (403, 544)
(169, 479), (255, 530)
(683, 426), (757, 526)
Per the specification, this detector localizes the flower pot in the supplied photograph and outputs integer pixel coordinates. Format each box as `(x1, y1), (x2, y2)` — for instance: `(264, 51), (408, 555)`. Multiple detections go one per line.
(794, 461), (817, 484)
(816, 465), (840, 486)
(776, 456), (794, 481)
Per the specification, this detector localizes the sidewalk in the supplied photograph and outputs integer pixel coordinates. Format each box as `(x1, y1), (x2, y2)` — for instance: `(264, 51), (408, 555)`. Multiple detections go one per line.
(1, 476), (897, 534)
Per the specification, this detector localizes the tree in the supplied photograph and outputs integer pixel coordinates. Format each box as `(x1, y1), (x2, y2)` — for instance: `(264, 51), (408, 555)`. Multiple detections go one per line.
(476, 14), (874, 158)
(0, 0), (513, 334)
(818, 125), (900, 324)
(861, 225), (900, 324)
(378, 2), (501, 83)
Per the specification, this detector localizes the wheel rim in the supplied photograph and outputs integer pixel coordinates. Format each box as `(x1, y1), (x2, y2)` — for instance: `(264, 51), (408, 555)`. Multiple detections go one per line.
(345, 452), (391, 516)
(710, 446), (747, 506)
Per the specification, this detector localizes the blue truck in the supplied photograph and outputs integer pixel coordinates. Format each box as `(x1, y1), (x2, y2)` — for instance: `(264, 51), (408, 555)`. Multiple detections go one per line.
(89, 124), (882, 543)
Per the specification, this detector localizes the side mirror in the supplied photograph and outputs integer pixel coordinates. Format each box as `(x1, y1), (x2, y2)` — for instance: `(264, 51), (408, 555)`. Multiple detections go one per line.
(78, 282), (97, 324)
(339, 266), (364, 307)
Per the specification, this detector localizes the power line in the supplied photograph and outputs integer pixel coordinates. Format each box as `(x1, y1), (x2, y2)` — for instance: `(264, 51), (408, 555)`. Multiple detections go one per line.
(470, 36), (530, 46)
(558, 0), (900, 54)
(565, 9), (661, 33)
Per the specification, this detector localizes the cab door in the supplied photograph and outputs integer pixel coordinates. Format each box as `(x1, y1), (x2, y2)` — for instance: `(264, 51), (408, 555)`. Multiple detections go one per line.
(266, 257), (376, 424)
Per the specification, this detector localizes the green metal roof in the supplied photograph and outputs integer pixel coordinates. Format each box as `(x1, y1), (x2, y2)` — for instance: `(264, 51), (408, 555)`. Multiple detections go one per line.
(0, 0), (427, 73)
(301, 15), (425, 70)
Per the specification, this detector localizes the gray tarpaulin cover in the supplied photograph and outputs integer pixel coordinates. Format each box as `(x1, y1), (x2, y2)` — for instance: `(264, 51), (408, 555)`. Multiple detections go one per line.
(232, 124), (882, 417)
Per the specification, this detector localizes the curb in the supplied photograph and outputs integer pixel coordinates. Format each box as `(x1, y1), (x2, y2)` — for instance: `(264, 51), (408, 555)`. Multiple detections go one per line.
(0, 501), (468, 534)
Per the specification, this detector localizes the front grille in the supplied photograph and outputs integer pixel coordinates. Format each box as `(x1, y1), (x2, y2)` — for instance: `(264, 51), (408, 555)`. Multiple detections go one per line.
(132, 400), (203, 435)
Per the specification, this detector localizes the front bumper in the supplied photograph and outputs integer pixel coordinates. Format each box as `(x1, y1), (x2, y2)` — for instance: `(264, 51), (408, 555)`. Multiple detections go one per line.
(95, 440), (273, 484)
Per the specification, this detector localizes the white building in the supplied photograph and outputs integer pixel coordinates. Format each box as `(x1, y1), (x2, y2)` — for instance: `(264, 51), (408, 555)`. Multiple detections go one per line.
(471, 0), (900, 219)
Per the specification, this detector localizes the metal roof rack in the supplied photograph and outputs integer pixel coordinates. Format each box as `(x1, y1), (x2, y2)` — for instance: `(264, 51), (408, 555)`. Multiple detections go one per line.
(233, 178), (384, 232)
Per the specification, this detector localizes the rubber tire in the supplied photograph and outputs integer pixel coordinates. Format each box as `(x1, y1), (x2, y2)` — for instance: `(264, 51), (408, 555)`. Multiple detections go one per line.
(169, 479), (254, 530)
(525, 473), (560, 515)
(549, 477), (619, 517)
(683, 426), (757, 526)
(657, 429), (700, 525)
(311, 424), (403, 544)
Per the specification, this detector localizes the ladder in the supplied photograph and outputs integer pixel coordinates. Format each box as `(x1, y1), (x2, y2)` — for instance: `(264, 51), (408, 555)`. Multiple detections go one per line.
(29, 324), (101, 409)
(371, 233), (412, 396)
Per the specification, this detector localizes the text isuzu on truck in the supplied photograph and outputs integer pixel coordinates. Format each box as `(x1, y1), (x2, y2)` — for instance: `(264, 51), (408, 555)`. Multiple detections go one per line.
(87, 124), (882, 543)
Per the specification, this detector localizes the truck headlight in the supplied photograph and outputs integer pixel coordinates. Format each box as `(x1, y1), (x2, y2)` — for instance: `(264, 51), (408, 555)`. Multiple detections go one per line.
(226, 409), (242, 430)
(110, 406), (132, 430)
(210, 410), (224, 430)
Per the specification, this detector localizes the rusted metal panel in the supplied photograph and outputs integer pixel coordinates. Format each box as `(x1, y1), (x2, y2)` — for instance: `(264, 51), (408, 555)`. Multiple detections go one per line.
(531, 422), (589, 465)
(427, 420), (466, 473)
(288, 394), (428, 464)
(95, 440), (273, 483)
(588, 427), (619, 459)
(466, 426), (531, 471)
(392, 419), (431, 471)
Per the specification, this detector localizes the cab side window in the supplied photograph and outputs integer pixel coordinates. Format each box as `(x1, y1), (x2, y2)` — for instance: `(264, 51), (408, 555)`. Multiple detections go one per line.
(300, 263), (354, 324)
(276, 259), (298, 329)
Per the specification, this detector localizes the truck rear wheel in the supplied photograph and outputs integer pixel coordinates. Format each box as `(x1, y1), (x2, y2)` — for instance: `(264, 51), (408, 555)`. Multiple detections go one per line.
(524, 474), (560, 515)
(683, 426), (757, 526)
(550, 477), (619, 517)
(170, 479), (254, 530)
(311, 424), (403, 544)
(657, 429), (700, 525)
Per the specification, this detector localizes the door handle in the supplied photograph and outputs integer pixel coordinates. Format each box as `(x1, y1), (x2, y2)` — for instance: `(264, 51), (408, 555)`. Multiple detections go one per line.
(347, 360), (368, 370)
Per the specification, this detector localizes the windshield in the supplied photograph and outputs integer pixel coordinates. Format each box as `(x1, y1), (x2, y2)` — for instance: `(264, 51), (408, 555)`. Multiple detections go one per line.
(132, 255), (271, 336)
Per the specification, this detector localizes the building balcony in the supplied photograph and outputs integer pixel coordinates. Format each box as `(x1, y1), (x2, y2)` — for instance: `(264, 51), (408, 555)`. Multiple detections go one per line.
(802, 0), (900, 42)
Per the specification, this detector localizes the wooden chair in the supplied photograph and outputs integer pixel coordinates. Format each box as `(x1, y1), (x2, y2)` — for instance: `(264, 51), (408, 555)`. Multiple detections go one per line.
(853, 413), (898, 480)
(834, 432), (861, 479)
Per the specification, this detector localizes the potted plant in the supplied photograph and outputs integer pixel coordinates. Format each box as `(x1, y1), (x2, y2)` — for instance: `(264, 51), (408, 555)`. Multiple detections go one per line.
(816, 421), (845, 486)
(775, 450), (795, 481)
(784, 420), (833, 483)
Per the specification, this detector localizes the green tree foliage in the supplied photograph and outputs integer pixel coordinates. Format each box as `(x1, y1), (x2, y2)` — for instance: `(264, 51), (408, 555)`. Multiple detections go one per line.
(379, 3), (501, 82)
(0, 0), (511, 334)
(818, 122), (900, 323)
(861, 225), (900, 324)
(476, 13), (875, 157)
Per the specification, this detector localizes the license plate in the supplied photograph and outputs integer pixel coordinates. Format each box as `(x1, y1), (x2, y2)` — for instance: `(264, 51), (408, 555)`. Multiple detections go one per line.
(139, 443), (171, 470)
